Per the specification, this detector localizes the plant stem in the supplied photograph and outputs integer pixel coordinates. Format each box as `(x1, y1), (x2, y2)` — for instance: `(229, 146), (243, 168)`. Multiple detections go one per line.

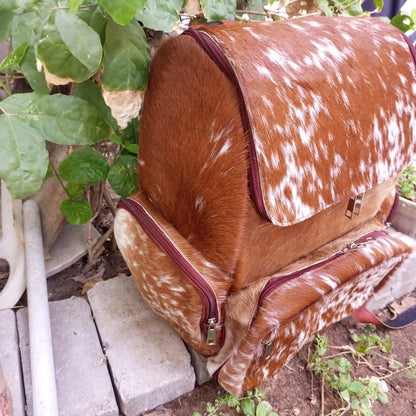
(49, 162), (71, 199)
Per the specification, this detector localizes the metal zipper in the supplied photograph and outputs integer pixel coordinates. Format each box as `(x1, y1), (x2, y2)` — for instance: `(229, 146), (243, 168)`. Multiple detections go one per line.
(118, 198), (220, 346)
(258, 230), (388, 307)
(259, 230), (388, 360)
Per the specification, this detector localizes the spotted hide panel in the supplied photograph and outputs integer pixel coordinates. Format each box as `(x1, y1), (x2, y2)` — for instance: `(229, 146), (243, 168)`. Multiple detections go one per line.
(215, 231), (412, 396)
(201, 16), (416, 226)
(114, 15), (416, 397)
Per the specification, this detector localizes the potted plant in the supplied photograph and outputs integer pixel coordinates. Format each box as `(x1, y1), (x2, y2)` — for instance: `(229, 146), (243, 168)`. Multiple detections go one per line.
(393, 160), (416, 238)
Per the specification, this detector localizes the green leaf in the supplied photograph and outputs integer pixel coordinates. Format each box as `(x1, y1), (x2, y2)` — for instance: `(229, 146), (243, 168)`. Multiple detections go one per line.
(0, 0), (34, 13)
(68, 0), (84, 13)
(22, 47), (50, 93)
(78, 5), (108, 43)
(124, 142), (139, 154)
(348, 381), (365, 394)
(102, 19), (150, 91)
(390, 11), (415, 32)
(378, 392), (389, 404)
(256, 401), (272, 416)
(136, 0), (183, 32)
(107, 154), (138, 198)
(60, 199), (93, 224)
(59, 147), (109, 185)
(0, 12), (13, 42)
(0, 93), (110, 145)
(38, 13), (94, 83)
(337, 357), (352, 373)
(200, 0), (236, 21)
(241, 398), (256, 416)
(0, 115), (49, 199)
(10, 11), (50, 93)
(0, 0), (16, 12)
(66, 183), (85, 199)
(73, 80), (119, 132)
(55, 10), (102, 73)
(332, 0), (363, 16)
(341, 389), (350, 401)
(0, 0), (24, 13)
(98, 0), (147, 25)
(0, 43), (28, 71)
(350, 399), (360, 409)
(119, 117), (140, 145)
(317, 0), (333, 16)
(374, 0), (383, 11)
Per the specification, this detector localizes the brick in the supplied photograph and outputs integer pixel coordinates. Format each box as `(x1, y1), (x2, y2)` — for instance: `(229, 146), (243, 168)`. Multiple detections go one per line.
(17, 297), (118, 416)
(0, 309), (25, 416)
(87, 276), (196, 416)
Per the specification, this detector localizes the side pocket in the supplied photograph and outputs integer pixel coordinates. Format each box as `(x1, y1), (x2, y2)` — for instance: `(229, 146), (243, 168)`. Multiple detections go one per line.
(216, 230), (412, 396)
(115, 190), (232, 356)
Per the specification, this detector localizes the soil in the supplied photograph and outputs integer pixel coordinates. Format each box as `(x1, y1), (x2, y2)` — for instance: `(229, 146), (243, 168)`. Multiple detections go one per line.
(42, 240), (416, 416)
(156, 318), (416, 416)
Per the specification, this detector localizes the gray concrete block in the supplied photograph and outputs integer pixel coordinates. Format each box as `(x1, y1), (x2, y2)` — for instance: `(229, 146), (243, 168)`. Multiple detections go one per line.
(0, 309), (25, 416)
(367, 231), (416, 311)
(17, 297), (118, 416)
(87, 275), (196, 416)
(187, 348), (211, 386)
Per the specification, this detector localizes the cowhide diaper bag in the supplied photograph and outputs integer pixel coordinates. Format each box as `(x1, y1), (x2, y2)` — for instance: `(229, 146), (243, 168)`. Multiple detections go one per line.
(114, 15), (416, 396)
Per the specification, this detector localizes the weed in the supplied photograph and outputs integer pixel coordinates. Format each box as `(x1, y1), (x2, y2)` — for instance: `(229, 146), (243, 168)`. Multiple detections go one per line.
(310, 327), (416, 416)
(310, 331), (391, 416)
(349, 327), (393, 356)
(193, 388), (279, 416)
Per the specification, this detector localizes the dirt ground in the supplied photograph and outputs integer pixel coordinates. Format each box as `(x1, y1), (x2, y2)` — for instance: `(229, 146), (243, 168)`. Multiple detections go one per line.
(41, 243), (416, 416)
(157, 318), (416, 416)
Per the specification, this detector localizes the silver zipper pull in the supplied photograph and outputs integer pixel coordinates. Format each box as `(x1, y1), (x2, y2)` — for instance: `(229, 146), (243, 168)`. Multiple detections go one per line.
(206, 318), (217, 346)
(338, 236), (374, 254)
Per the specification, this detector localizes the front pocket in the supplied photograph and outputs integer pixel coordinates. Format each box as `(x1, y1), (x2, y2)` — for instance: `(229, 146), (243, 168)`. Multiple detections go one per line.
(216, 229), (412, 396)
(115, 191), (232, 356)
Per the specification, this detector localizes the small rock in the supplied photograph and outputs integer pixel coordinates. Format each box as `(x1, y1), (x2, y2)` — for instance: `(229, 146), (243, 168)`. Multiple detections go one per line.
(309, 394), (318, 406)
(293, 407), (300, 416)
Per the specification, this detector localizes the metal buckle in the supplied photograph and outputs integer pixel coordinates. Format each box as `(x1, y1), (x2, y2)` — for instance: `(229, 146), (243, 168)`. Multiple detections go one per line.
(345, 193), (364, 219)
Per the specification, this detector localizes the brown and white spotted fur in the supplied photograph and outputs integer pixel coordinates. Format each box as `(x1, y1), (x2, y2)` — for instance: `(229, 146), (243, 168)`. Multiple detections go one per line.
(115, 16), (416, 396)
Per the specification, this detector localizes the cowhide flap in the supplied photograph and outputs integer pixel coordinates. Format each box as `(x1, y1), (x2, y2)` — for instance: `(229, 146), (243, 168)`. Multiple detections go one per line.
(201, 16), (416, 226)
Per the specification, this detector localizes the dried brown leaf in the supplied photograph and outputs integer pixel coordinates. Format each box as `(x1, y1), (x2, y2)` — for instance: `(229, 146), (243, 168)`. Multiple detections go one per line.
(102, 88), (145, 129)
(39, 60), (75, 86)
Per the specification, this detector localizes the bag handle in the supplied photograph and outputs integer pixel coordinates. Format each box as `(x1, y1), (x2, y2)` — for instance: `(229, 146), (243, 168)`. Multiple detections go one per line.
(352, 304), (416, 329)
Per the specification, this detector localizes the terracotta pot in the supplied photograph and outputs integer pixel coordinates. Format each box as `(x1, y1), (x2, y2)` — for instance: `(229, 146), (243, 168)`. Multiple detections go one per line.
(392, 196), (416, 239)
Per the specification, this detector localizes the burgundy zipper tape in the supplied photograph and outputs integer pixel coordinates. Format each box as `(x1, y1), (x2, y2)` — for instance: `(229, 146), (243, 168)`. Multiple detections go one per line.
(182, 29), (269, 222)
(117, 198), (219, 330)
(385, 189), (400, 226)
(401, 33), (416, 76)
(258, 230), (388, 307)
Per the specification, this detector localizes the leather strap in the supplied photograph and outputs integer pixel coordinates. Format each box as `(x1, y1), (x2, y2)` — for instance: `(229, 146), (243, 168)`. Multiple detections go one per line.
(352, 304), (416, 329)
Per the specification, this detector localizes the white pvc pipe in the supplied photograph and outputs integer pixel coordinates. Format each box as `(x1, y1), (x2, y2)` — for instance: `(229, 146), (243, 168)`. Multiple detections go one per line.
(23, 200), (59, 416)
(0, 180), (26, 310)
